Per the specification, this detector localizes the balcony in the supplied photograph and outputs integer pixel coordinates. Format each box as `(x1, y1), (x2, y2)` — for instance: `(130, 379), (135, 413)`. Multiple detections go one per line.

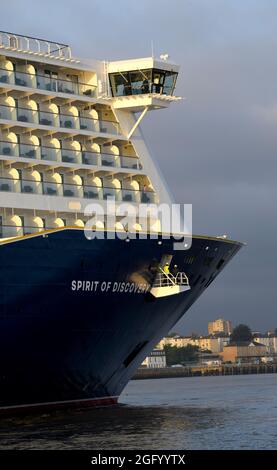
(0, 67), (96, 97)
(0, 175), (157, 203)
(0, 221), (149, 239)
(0, 140), (141, 170)
(0, 103), (120, 135)
(0, 223), (40, 238)
(0, 223), (86, 239)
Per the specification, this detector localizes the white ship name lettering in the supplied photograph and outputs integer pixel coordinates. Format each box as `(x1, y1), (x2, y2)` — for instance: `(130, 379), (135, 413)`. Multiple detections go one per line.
(71, 280), (150, 294)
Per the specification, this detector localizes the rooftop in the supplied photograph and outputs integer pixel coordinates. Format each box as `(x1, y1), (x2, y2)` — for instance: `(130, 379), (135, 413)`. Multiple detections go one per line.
(225, 341), (266, 348)
(107, 56), (179, 74)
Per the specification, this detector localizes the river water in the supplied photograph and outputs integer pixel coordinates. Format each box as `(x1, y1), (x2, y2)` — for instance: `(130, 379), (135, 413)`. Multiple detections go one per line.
(0, 374), (276, 449)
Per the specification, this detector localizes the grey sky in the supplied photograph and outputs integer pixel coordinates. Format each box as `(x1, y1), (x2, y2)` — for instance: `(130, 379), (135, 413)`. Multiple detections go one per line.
(1, 0), (276, 334)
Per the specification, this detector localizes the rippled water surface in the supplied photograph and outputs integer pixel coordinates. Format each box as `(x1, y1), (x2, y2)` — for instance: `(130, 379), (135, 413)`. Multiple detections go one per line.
(0, 374), (276, 449)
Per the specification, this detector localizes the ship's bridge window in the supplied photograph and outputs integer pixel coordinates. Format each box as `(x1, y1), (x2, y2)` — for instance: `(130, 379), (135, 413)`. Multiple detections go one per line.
(163, 71), (178, 95)
(129, 70), (152, 95)
(109, 69), (177, 97)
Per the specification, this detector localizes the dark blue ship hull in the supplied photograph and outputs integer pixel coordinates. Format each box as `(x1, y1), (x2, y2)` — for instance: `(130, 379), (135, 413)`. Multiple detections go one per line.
(0, 229), (242, 412)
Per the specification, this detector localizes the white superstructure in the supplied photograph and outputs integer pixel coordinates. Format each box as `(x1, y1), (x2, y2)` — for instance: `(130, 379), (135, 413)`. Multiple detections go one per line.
(0, 31), (181, 239)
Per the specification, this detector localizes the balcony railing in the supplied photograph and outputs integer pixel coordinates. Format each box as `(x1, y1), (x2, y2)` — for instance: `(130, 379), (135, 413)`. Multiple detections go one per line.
(0, 223), (43, 238)
(0, 140), (141, 170)
(1, 222), (154, 239)
(0, 67), (96, 97)
(0, 103), (120, 135)
(0, 175), (157, 203)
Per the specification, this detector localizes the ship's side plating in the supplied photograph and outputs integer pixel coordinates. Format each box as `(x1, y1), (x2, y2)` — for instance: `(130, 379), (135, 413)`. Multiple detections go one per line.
(0, 229), (242, 410)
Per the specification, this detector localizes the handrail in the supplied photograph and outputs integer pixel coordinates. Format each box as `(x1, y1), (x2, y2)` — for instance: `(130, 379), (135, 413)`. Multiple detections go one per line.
(152, 268), (189, 288)
(159, 267), (176, 286)
(0, 67), (97, 93)
(0, 224), (66, 240)
(0, 224), (92, 239)
(0, 139), (139, 162)
(0, 30), (69, 47)
(0, 175), (156, 201)
(0, 103), (120, 135)
(0, 103), (118, 125)
(154, 268), (176, 287)
(0, 31), (72, 59)
(175, 272), (189, 285)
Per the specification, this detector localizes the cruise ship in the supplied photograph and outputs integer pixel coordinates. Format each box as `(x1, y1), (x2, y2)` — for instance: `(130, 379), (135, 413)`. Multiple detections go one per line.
(0, 31), (243, 413)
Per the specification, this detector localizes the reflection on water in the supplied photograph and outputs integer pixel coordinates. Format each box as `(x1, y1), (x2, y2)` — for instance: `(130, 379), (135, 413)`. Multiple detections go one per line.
(0, 374), (276, 450)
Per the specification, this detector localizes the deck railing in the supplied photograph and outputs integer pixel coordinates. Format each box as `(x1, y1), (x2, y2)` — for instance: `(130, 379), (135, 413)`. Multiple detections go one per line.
(152, 268), (190, 287)
(0, 140), (141, 170)
(0, 175), (156, 203)
(0, 103), (120, 135)
(0, 224), (44, 238)
(0, 31), (73, 60)
(0, 67), (96, 97)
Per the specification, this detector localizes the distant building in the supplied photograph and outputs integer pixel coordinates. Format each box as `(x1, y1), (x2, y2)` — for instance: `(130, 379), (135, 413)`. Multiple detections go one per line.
(208, 319), (232, 335)
(195, 336), (230, 353)
(157, 334), (230, 353)
(197, 352), (222, 366)
(157, 335), (193, 349)
(221, 341), (268, 363)
(141, 349), (167, 368)
(253, 334), (277, 354)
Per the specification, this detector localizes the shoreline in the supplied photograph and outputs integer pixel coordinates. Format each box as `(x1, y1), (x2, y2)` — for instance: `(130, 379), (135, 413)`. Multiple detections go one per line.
(132, 364), (277, 380)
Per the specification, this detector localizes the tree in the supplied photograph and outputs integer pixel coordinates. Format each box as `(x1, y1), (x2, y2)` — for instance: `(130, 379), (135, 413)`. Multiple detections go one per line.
(164, 345), (199, 365)
(230, 324), (252, 343)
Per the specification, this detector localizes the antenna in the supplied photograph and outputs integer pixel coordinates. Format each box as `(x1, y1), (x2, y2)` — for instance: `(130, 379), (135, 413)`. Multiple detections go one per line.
(151, 40), (154, 58)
